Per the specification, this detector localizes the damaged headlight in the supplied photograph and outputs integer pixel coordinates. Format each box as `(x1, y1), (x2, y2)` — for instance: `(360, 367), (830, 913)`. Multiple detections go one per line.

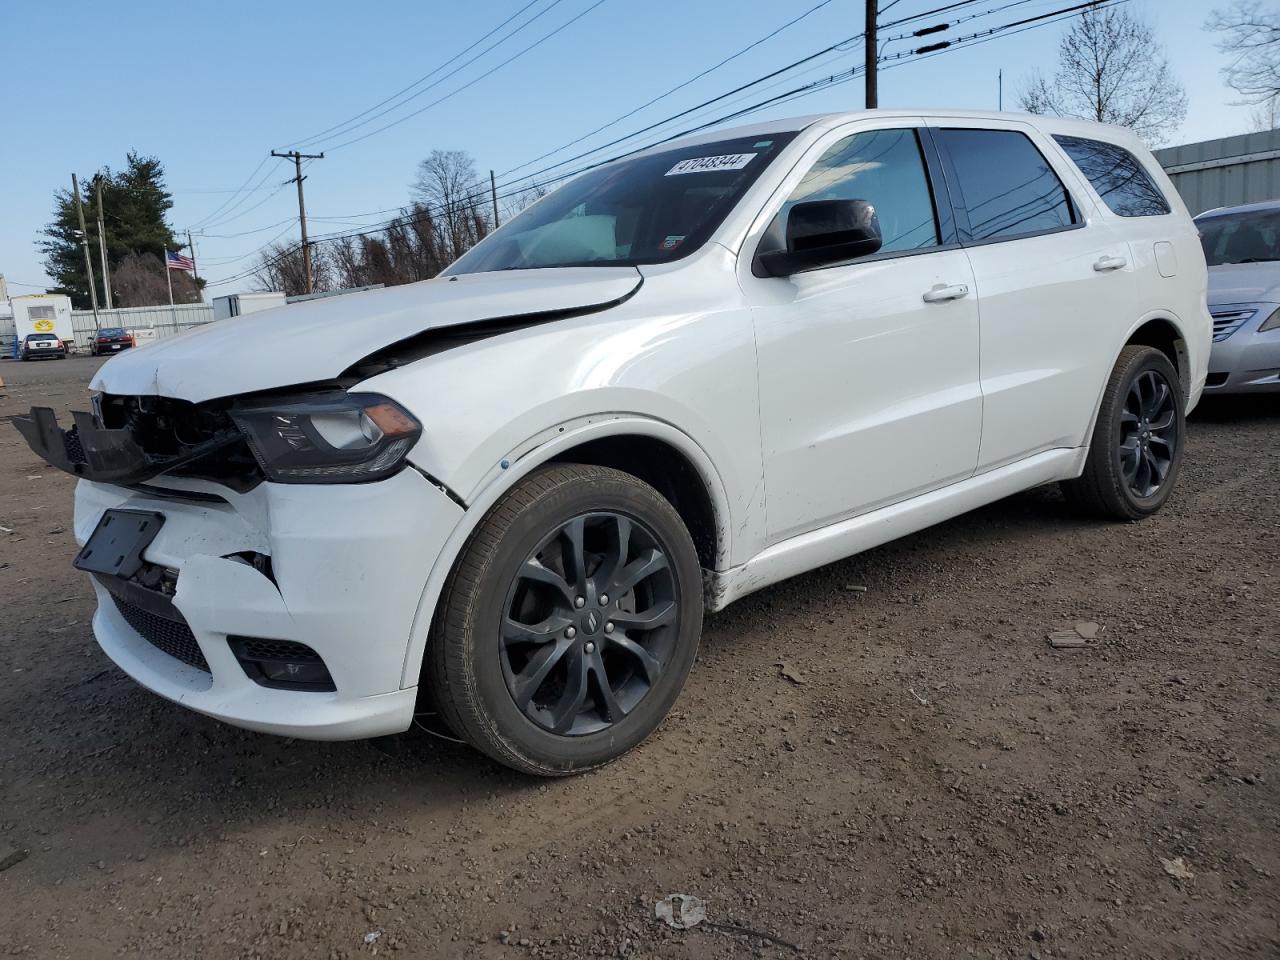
(231, 392), (421, 483)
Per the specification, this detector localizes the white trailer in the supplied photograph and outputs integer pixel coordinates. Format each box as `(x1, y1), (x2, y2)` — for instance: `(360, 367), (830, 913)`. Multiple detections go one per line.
(212, 291), (286, 321)
(10, 294), (73, 356)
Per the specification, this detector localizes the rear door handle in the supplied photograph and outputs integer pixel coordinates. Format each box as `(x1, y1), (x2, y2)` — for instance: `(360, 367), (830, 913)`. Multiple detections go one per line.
(922, 283), (969, 303)
(1093, 255), (1127, 272)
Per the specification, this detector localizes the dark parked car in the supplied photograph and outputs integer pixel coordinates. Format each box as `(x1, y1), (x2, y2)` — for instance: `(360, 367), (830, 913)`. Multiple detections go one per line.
(89, 327), (135, 356)
(19, 332), (67, 361)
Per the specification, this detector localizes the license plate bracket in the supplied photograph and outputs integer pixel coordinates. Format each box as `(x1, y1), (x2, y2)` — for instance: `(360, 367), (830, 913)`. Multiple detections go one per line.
(73, 510), (165, 578)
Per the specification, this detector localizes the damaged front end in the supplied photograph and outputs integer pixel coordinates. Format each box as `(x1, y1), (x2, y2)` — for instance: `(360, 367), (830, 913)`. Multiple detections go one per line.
(14, 388), (425, 493)
(14, 394), (261, 491)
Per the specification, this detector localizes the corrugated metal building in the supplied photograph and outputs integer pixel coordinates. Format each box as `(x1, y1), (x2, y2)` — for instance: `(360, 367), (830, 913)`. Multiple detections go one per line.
(1154, 128), (1280, 216)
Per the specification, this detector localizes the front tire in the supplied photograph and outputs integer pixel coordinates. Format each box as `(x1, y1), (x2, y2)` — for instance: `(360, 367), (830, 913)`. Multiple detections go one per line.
(1061, 345), (1185, 520)
(429, 464), (703, 776)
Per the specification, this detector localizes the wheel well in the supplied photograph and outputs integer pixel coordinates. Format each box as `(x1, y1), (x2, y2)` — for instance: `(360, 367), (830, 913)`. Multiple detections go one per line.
(1126, 318), (1188, 394)
(550, 435), (719, 570)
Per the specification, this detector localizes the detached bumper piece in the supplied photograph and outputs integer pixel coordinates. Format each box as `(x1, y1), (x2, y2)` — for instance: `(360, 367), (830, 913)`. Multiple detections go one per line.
(13, 406), (240, 486)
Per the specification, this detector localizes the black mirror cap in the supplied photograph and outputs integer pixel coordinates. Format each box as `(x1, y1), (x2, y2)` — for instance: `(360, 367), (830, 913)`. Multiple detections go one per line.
(758, 198), (884, 277)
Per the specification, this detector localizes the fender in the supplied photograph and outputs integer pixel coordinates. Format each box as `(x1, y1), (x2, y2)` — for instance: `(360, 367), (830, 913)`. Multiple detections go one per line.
(1070, 308), (1194, 477)
(397, 414), (734, 690)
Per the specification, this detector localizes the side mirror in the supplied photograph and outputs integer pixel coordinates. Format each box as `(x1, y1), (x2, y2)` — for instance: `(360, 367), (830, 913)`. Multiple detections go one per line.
(757, 198), (883, 277)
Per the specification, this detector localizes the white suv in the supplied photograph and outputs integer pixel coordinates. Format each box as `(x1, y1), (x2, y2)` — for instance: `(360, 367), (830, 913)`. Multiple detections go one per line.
(17, 110), (1209, 775)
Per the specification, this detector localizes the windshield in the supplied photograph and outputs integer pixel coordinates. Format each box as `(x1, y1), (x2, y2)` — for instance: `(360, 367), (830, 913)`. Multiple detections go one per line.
(446, 132), (798, 275)
(99, 327), (126, 336)
(1197, 209), (1280, 265)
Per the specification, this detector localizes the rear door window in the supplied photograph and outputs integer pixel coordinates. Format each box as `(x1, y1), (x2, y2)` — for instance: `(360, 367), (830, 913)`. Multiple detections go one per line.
(1053, 135), (1171, 217)
(935, 128), (1076, 242)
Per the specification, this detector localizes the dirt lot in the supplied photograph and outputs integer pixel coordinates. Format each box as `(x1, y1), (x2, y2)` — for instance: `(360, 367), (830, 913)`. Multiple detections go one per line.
(0, 355), (1276, 960)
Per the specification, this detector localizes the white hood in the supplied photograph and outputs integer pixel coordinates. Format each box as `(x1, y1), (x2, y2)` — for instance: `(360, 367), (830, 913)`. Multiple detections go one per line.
(91, 267), (642, 403)
(1206, 261), (1280, 306)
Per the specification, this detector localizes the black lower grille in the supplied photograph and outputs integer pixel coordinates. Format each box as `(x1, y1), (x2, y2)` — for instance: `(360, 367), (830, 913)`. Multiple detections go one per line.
(228, 636), (334, 691)
(109, 591), (210, 672)
(234, 637), (323, 662)
(1205, 372), (1229, 388)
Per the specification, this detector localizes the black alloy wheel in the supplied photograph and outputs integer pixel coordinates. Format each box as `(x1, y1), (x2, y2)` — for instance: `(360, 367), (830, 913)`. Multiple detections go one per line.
(1061, 344), (1186, 520)
(1119, 369), (1178, 499)
(501, 512), (677, 736)
(429, 463), (702, 776)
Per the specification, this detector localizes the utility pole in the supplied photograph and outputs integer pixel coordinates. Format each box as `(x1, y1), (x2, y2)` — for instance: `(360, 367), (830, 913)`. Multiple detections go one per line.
(71, 173), (100, 330)
(270, 149), (324, 294)
(490, 169), (500, 229)
(186, 229), (201, 292)
(865, 0), (878, 109)
(998, 69), (1003, 111)
(95, 176), (113, 310)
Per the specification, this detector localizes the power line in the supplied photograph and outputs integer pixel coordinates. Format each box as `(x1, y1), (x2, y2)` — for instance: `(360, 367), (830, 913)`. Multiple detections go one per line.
(186, 156), (278, 229)
(487, 28), (867, 188)
(499, 0), (837, 180)
(204, 5), (849, 240)
(206, 0), (1124, 287)
(323, 0), (614, 152)
(186, 2), (563, 230)
(194, 216), (299, 240)
(188, 158), (289, 231)
(283, 0), (552, 150)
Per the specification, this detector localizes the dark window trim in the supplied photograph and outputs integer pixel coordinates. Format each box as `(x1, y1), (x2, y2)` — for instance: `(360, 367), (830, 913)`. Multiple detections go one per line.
(751, 126), (952, 277)
(932, 126), (1083, 247)
(1051, 134), (1173, 219)
(917, 127), (960, 246)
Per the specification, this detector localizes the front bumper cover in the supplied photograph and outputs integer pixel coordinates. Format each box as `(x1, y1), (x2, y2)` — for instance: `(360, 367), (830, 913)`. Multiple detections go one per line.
(75, 468), (464, 739)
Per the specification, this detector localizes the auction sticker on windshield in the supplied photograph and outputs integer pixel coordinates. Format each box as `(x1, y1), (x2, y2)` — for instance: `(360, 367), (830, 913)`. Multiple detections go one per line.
(666, 153), (757, 175)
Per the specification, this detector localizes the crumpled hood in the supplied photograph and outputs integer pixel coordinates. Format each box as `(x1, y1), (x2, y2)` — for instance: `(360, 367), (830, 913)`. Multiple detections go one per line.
(1207, 261), (1280, 307)
(91, 267), (642, 403)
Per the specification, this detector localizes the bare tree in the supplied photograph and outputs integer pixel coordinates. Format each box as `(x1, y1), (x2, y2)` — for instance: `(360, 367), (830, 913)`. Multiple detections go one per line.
(112, 252), (199, 307)
(501, 180), (550, 223)
(252, 242), (330, 297)
(411, 150), (488, 259)
(1019, 7), (1187, 145)
(1208, 2), (1280, 108)
(329, 203), (457, 289)
(1250, 95), (1280, 131)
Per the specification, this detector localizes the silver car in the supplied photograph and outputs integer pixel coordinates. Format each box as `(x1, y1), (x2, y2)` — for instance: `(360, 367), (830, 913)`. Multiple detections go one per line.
(1196, 200), (1280, 393)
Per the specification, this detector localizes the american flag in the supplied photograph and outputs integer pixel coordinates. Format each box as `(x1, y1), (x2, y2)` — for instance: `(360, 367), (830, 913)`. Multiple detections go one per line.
(166, 250), (195, 272)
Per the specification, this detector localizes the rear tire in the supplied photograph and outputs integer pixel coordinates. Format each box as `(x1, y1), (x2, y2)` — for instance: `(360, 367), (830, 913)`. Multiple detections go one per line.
(1061, 345), (1185, 520)
(429, 464), (703, 776)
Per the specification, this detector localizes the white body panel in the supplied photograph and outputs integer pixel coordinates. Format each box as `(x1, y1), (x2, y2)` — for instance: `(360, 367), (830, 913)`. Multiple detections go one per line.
(71, 109), (1209, 739)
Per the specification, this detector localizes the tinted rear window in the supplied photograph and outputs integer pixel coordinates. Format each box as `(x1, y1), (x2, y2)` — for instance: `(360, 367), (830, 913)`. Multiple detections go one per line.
(937, 129), (1075, 242)
(1053, 135), (1170, 217)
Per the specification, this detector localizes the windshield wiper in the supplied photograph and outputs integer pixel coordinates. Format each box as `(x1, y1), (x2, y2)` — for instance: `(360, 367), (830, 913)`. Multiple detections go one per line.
(1233, 257), (1280, 263)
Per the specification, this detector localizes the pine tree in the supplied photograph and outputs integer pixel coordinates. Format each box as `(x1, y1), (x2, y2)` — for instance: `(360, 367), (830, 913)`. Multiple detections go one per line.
(38, 153), (200, 308)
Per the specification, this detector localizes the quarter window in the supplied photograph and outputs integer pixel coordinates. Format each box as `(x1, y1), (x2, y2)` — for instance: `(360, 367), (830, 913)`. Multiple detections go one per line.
(937, 128), (1076, 241)
(1053, 135), (1171, 217)
(764, 128), (940, 258)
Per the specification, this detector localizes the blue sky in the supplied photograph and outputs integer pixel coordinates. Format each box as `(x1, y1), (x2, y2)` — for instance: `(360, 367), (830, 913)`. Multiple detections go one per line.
(0, 0), (1255, 299)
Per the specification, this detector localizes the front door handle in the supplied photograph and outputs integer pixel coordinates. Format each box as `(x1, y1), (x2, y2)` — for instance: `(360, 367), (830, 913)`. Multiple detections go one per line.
(1093, 255), (1127, 272)
(922, 283), (969, 303)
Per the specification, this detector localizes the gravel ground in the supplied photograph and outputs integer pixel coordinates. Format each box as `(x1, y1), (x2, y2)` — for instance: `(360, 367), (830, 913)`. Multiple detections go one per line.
(0, 355), (1277, 959)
